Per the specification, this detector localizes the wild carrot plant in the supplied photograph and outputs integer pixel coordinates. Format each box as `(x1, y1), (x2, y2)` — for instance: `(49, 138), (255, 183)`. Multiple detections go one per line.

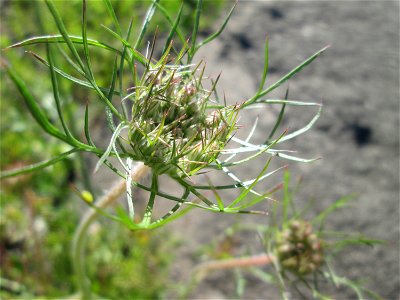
(187, 171), (382, 299)
(1, 0), (332, 298)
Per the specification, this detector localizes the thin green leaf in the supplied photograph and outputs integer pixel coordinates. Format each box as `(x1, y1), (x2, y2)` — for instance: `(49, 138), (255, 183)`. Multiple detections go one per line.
(194, 1), (237, 52)
(45, 0), (85, 72)
(7, 35), (121, 56)
(103, 0), (122, 36)
(101, 24), (149, 66)
(227, 157), (273, 208)
(266, 88), (288, 144)
(84, 104), (95, 146)
(94, 122), (127, 173)
(55, 42), (87, 78)
(105, 57), (118, 132)
(162, 2), (183, 55)
(141, 173), (158, 227)
(276, 105), (322, 143)
(178, 180), (217, 208)
(282, 170), (291, 224)
(313, 195), (354, 224)
(149, 188), (191, 228)
(208, 180), (225, 211)
(276, 152), (319, 163)
(243, 45), (330, 108)
(255, 99), (322, 106)
(4, 62), (66, 141)
(155, 2), (185, 45)
(26, 50), (119, 95)
(118, 18), (134, 119)
(189, 0), (203, 60)
(82, 0), (93, 79)
(134, 0), (160, 49)
(257, 35), (269, 95)
(125, 158), (134, 220)
(195, 165), (286, 191)
(47, 44), (75, 139)
(147, 203), (194, 229)
(0, 149), (79, 179)
(332, 236), (385, 252)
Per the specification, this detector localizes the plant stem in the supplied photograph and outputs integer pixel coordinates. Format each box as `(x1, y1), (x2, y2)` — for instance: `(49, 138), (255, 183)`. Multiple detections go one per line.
(71, 162), (150, 299)
(195, 253), (274, 275)
(181, 253), (275, 299)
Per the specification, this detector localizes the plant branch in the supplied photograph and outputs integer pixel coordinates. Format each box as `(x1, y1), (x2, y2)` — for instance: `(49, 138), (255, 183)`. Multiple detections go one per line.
(194, 253), (274, 276)
(71, 162), (150, 299)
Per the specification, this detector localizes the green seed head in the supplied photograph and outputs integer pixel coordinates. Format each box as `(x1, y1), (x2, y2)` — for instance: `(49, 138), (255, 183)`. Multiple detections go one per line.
(127, 63), (238, 178)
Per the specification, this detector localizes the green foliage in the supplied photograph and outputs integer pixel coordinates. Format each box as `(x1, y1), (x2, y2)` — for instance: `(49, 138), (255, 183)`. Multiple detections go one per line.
(1, 0), (332, 299)
(190, 171), (383, 300)
(2, 0), (327, 225)
(0, 194), (177, 299)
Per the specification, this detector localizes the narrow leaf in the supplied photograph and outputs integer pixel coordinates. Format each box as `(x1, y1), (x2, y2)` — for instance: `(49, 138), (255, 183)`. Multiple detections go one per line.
(47, 44), (75, 139)
(162, 2), (183, 55)
(4, 62), (66, 141)
(7, 35), (121, 56)
(276, 105), (322, 143)
(194, 1), (237, 51)
(0, 149), (79, 179)
(84, 103), (95, 146)
(243, 45), (330, 108)
(189, 0), (203, 60)
(45, 0), (85, 72)
(134, 0), (160, 49)
(94, 122), (127, 173)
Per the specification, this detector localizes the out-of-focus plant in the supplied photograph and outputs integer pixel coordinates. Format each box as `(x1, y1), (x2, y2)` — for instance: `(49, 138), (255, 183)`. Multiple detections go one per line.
(188, 171), (383, 300)
(0, 196), (177, 299)
(1, 0), (328, 298)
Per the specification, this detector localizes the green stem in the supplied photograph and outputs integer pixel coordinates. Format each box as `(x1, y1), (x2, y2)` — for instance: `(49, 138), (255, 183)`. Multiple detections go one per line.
(71, 162), (150, 299)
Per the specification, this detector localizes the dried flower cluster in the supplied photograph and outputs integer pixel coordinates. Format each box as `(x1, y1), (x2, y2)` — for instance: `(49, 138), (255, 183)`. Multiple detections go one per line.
(276, 220), (324, 275)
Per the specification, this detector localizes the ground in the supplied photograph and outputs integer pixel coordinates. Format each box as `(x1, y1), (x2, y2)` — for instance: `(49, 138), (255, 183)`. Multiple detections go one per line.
(161, 1), (399, 299)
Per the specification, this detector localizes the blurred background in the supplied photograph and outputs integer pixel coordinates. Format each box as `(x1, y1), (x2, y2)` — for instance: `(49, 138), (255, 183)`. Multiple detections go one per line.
(1, 0), (399, 299)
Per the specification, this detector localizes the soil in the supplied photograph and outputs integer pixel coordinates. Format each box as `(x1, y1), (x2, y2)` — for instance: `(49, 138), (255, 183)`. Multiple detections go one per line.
(159, 1), (399, 299)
